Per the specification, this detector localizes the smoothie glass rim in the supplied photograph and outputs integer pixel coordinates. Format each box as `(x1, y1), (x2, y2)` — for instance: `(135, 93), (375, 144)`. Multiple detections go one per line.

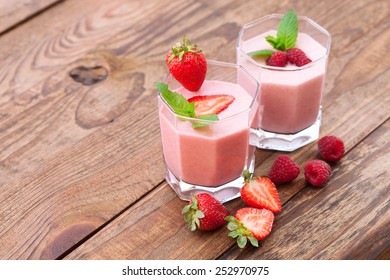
(159, 60), (259, 125)
(237, 14), (331, 72)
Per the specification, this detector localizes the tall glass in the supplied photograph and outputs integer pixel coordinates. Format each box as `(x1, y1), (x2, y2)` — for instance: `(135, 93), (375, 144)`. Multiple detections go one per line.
(158, 61), (259, 202)
(237, 14), (331, 151)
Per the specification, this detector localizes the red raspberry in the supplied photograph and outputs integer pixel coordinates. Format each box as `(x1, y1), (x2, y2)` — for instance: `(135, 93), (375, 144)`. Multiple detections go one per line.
(286, 48), (312, 67)
(318, 136), (345, 162)
(268, 155), (300, 184)
(266, 51), (287, 67)
(304, 160), (331, 187)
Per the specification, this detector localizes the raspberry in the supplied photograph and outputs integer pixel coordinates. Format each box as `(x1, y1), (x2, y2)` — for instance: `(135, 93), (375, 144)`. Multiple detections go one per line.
(286, 48), (312, 67)
(268, 155), (300, 184)
(304, 160), (331, 187)
(266, 51), (287, 67)
(318, 136), (345, 162)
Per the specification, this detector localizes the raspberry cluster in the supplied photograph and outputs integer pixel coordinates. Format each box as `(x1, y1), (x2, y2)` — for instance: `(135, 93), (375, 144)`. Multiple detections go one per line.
(266, 48), (312, 67)
(268, 135), (345, 187)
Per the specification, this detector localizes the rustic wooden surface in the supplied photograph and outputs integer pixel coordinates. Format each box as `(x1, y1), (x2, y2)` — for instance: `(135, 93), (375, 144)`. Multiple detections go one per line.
(0, 0), (61, 34)
(0, 0), (389, 260)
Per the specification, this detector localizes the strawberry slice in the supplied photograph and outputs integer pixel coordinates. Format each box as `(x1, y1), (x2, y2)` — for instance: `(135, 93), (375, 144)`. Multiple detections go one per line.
(187, 94), (234, 116)
(226, 207), (274, 248)
(240, 176), (282, 213)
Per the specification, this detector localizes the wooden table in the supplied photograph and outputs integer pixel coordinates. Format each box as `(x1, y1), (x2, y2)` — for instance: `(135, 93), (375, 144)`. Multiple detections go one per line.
(1, 0), (389, 260)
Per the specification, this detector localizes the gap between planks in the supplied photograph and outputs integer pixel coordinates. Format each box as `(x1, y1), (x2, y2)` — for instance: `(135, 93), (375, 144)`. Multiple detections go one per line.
(0, 0), (65, 36)
(56, 179), (167, 259)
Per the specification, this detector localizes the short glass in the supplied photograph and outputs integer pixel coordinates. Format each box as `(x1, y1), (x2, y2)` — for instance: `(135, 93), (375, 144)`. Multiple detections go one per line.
(237, 14), (331, 151)
(158, 61), (259, 202)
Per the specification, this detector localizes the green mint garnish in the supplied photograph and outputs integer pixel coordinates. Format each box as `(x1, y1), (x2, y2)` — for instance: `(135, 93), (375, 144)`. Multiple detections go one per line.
(192, 114), (219, 128)
(269, 9), (298, 51)
(247, 49), (274, 57)
(155, 82), (219, 128)
(247, 9), (298, 57)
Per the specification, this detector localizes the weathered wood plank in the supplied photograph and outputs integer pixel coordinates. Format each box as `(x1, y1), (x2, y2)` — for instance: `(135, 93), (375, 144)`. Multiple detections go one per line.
(0, 0), (249, 259)
(0, 0), (189, 259)
(0, 0), (62, 34)
(220, 119), (390, 260)
(64, 70), (390, 259)
(64, 120), (390, 260)
(1, 0), (390, 260)
(63, 0), (390, 259)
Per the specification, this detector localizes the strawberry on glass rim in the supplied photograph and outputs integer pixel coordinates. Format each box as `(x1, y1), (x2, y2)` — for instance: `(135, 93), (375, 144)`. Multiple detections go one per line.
(166, 36), (207, 92)
(188, 94), (235, 117)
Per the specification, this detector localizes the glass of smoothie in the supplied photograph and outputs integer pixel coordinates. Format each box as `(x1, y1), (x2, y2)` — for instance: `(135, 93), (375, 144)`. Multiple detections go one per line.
(157, 60), (259, 202)
(237, 13), (331, 151)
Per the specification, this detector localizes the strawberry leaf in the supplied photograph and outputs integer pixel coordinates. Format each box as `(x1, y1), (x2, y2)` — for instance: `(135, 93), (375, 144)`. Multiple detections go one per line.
(276, 9), (298, 50)
(225, 216), (236, 223)
(182, 205), (191, 214)
(237, 235), (247, 248)
(227, 221), (238, 231)
(248, 236), (259, 247)
(228, 231), (240, 238)
(195, 210), (205, 218)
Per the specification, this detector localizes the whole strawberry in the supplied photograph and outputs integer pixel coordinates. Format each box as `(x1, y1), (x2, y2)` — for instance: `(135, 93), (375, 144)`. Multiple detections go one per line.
(268, 155), (300, 184)
(182, 193), (229, 231)
(318, 135), (345, 162)
(166, 36), (207, 92)
(240, 173), (282, 213)
(226, 207), (274, 248)
(304, 160), (331, 187)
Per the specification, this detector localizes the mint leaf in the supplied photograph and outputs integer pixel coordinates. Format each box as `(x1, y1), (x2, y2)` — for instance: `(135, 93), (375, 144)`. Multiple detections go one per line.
(155, 82), (219, 129)
(155, 82), (196, 118)
(247, 49), (274, 57)
(265, 35), (278, 49)
(276, 9), (298, 50)
(192, 114), (219, 128)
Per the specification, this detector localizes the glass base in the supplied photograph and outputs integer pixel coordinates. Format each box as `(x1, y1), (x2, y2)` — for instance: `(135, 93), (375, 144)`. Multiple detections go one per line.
(165, 156), (255, 203)
(251, 111), (321, 152)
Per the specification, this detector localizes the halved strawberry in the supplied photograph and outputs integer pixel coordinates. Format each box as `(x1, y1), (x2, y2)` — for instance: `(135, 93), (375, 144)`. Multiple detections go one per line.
(240, 176), (282, 213)
(226, 207), (274, 248)
(187, 94), (234, 117)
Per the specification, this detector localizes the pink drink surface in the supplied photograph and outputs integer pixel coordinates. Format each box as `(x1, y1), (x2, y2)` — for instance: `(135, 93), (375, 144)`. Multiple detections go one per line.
(159, 80), (256, 187)
(239, 31), (327, 134)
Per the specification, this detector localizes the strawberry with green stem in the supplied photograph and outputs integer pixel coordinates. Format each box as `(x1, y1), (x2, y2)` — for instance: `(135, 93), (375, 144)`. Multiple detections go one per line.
(166, 36), (207, 92)
(226, 207), (274, 248)
(183, 193), (230, 231)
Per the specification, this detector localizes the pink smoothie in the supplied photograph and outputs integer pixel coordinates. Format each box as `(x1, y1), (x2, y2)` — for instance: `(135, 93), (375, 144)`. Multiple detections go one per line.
(159, 80), (257, 187)
(238, 31), (328, 134)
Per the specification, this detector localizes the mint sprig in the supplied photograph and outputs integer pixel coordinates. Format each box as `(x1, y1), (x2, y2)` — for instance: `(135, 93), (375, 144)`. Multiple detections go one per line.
(267, 9), (298, 51)
(247, 9), (298, 57)
(247, 49), (274, 57)
(155, 82), (219, 128)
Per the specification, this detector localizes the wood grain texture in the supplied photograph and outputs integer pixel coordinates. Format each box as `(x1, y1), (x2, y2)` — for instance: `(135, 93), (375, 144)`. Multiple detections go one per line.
(65, 120), (390, 260)
(0, 0), (61, 34)
(1, 0), (389, 260)
(63, 0), (390, 260)
(220, 120), (390, 260)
